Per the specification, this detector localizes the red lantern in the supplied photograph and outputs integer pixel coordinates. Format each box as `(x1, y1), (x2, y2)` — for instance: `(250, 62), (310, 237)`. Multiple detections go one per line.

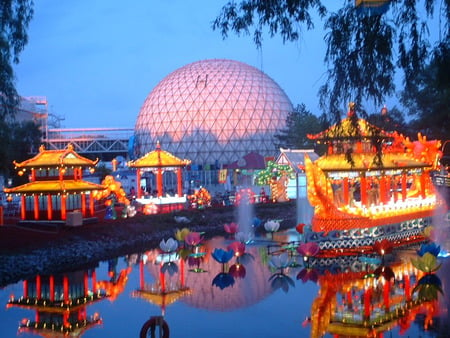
(296, 223), (305, 234)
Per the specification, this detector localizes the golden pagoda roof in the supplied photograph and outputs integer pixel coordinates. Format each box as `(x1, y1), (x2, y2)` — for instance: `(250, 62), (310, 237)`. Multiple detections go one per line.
(13, 144), (98, 168)
(133, 287), (192, 307)
(4, 180), (105, 194)
(308, 117), (393, 141)
(128, 142), (191, 168)
(315, 152), (430, 172)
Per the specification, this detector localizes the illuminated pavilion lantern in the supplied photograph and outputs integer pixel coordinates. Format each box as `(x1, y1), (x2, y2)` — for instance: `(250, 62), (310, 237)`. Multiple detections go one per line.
(7, 268), (106, 336)
(133, 254), (191, 317)
(303, 104), (445, 253)
(128, 141), (191, 213)
(4, 144), (104, 222)
(310, 259), (436, 338)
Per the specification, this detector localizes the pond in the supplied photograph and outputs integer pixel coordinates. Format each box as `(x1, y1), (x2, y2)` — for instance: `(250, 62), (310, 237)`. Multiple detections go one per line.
(1, 227), (449, 338)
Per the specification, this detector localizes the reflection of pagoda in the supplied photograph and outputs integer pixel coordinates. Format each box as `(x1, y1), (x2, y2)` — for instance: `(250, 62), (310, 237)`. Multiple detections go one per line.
(4, 144), (103, 222)
(304, 107), (446, 253)
(309, 257), (440, 338)
(142, 238), (275, 312)
(132, 253), (192, 316)
(7, 269), (107, 336)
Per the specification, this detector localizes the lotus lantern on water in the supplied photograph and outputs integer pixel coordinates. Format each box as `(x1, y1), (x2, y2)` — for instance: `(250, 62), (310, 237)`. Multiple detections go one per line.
(264, 220), (280, 233)
(212, 248), (234, 264)
(269, 252), (291, 270)
(175, 228), (190, 242)
(184, 232), (202, 247)
(227, 241), (246, 258)
(224, 222), (239, 235)
(159, 237), (178, 253)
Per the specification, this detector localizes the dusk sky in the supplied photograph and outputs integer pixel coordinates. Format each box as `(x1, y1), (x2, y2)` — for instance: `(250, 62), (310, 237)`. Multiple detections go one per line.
(15, 1), (364, 129)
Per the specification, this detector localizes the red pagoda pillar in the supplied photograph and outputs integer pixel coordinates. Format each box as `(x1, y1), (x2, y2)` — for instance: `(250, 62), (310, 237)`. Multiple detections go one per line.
(63, 275), (69, 304)
(136, 169), (142, 198)
(20, 195), (26, 220)
(383, 281), (390, 311)
(360, 175), (368, 206)
(156, 168), (163, 197)
(404, 274), (411, 301)
(23, 280), (28, 298)
(36, 275), (41, 299)
(81, 193), (86, 217)
(379, 176), (385, 204)
(84, 272), (89, 296)
(33, 195), (39, 220)
(363, 287), (372, 318)
(140, 260), (145, 290)
(61, 194), (67, 220)
(92, 270), (97, 294)
(89, 194), (95, 216)
(47, 194), (53, 220)
(49, 275), (55, 302)
(177, 168), (183, 197)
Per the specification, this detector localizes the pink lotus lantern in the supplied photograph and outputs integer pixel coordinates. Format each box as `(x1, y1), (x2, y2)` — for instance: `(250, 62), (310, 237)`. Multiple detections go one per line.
(224, 222), (239, 235)
(227, 241), (246, 257)
(184, 232), (202, 247)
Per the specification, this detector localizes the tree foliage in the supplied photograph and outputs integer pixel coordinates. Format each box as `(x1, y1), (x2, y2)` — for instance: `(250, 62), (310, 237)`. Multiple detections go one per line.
(401, 41), (450, 140)
(0, 0), (34, 120)
(213, 0), (449, 126)
(0, 120), (41, 185)
(274, 103), (325, 150)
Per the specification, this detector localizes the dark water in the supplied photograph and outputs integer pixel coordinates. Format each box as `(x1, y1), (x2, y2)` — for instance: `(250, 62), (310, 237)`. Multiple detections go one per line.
(1, 228), (449, 338)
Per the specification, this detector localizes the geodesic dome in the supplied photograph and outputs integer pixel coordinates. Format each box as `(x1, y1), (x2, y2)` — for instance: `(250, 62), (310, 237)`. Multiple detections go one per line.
(134, 59), (293, 166)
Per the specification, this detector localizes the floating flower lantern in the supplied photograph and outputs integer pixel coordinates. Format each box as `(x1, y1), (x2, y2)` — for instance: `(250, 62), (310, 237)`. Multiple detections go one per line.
(296, 268), (319, 284)
(417, 242), (441, 257)
(269, 252), (291, 270)
(296, 242), (320, 268)
(296, 223), (306, 234)
(269, 272), (295, 293)
(224, 222), (239, 235)
(161, 261), (178, 276)
(229, 263), (246, 279)
(159, 238), (179, 253)
(212, 272), (235, 290)
(227, 241), (246, 258)
(184, 232), (202, 247)
(211, 248), (234, 271)
(413, 274), (443, 301)
(187, 254), (206, 273)
(411, 252), (441, 273)
(174, 228), (190, 242)
(264, 220), (280, 233)
(235, 231), (253, 244)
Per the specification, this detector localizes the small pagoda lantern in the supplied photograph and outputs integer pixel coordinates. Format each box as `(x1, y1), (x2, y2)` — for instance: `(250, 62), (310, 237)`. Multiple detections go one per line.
(4, 144), (104, 222)
(7, 269), (106, 336)
(128, 142), (191, 213)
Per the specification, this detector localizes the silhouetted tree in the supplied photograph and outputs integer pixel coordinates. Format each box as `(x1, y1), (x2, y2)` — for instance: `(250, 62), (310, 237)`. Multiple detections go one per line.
(275, 104), (323, 149)
(400, 41), (450, 140)
(0, 120), (41, 186)
(0, 0), (34, 120)
(213, 0), (448, 125)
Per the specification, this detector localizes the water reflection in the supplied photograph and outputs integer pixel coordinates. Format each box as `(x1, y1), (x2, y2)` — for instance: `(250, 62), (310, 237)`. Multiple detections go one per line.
(2, 230), (449, 337)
